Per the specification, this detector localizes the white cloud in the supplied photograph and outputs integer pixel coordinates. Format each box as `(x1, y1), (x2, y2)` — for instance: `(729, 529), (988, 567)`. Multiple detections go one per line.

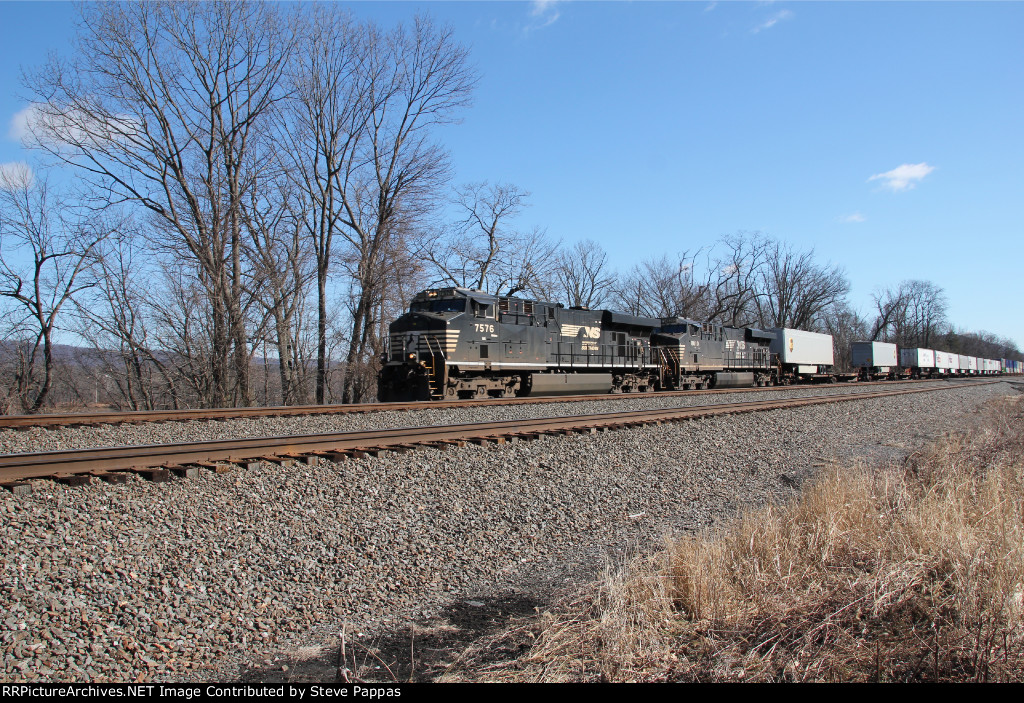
(752, 9), (793, 34)
(526, 0), (561, 32)
(8, 105), (36, 143)
(868, 163), (936, 192)
(839, 213), (866, 223)
(9, 102), (138, 152)
(0, 162), (35, 190)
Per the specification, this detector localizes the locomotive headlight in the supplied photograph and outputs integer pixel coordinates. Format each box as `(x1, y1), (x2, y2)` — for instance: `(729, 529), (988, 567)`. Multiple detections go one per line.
(407, 352), (416, 361)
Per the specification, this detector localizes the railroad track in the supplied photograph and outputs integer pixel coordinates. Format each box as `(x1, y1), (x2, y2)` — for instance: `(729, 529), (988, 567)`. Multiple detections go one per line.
(0, 376), (990, 430)
(0, 380), (999, 492)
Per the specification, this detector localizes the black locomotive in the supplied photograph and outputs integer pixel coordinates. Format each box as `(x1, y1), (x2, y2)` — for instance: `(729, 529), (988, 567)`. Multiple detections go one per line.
(377, 288), (779, 401)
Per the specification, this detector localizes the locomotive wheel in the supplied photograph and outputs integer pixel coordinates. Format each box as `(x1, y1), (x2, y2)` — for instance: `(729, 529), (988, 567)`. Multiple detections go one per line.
(700, 380), (709, 390)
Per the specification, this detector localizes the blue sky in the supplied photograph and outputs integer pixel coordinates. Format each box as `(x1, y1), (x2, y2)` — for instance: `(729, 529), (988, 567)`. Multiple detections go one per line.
(1, 1), (1022, 347)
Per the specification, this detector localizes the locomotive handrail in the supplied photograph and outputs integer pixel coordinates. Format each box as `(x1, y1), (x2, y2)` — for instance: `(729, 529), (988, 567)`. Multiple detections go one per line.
(424, 334), (445, 359)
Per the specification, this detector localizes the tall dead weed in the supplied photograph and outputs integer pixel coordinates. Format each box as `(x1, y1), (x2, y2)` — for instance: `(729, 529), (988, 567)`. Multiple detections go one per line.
(447, 396), (1024, 682)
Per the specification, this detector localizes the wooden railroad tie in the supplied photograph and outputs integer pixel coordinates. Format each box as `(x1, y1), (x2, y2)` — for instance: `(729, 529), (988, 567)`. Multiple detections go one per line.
(226, 458), (262, 470)
(1, 482), (32, 495)
(277, 453), (319, 466)
(192, 461), (233, 474)
(470, 436), (506, 446)
(132, 467), (170, 483)
(427, 439), (466, 448)
(260, 455), (296, 467)
(309, 450), (352, 463)
(92, 471), (129, 484)
(164, 465), (202, 479)
(51, 473), (91, 487)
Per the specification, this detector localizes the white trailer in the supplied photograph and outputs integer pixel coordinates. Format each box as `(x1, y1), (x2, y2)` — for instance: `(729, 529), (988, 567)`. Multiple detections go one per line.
(900, 348), (937, 377)
(851, 341), (898, 368)
(851, 341), (899, 379)
(767, 328), (835, 377)
(900, 347), (935, 368)
(935, 350), (957, 373)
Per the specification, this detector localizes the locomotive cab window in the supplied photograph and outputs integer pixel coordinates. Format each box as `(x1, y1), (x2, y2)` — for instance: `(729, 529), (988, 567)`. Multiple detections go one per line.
(473, 302), (495, 319)
(412, 298), (466, 314)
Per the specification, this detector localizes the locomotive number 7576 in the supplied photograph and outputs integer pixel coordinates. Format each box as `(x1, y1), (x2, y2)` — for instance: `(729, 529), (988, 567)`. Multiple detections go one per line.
(474, 324), (495, 334)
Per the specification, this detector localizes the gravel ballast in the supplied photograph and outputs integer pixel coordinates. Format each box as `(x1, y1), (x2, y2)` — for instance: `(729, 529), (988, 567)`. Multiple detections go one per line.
(0, 381), (1012, 682)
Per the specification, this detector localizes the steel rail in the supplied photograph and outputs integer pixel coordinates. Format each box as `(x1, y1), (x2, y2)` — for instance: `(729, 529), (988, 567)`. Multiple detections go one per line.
(0, 377), (987, 430)
(0, 381), (998, 486)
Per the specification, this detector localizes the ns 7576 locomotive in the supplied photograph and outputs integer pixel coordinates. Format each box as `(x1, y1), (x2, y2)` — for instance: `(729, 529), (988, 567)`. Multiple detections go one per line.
(377, 288), (786, 401)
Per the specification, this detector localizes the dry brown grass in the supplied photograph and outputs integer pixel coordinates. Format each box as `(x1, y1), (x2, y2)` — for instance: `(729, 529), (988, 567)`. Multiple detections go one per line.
(445, 396), (1024, 682)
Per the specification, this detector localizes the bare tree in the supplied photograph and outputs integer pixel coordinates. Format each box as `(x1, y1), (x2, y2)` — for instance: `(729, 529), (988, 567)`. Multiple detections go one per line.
(822, 301), (870, 371)
(25, 1), (296, 407)
(869, 283), (909, 341)
(552, 239), (615, 308)
(146, 264), (220, 408)
(611, 251), (707, 318)
(283, 6), (366, 404)
(869, 280), (947, 347)
(242, 175), (315, 405)
(427, 182), (557, 297)
(754, 240), (850, 330)
(705, 232), (771, 327)
(74, 227), (182, 410)
(0, 166), (109, 412)
(897, 280), (948, 348)
(284, 13), (475, 403)
(939, 328), (1021, 359)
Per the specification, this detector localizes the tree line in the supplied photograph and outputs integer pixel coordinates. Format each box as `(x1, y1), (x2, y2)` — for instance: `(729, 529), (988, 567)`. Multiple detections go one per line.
(0, 2), (1018, 413)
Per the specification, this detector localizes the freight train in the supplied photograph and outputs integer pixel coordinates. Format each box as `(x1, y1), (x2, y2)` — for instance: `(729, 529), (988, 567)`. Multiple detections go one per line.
(378, 288), (1021, 402)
